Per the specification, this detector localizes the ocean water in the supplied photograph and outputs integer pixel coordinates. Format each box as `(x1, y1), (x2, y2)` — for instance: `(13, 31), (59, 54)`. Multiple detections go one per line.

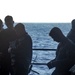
(4, 23), (71, 75)
(22, 23), (71, 75)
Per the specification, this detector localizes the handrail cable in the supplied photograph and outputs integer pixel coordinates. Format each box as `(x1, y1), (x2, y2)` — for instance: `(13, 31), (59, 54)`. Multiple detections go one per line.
(33, 48), (56, 51)
(30, 48), (56, 74)
(32, 48), (56, 65)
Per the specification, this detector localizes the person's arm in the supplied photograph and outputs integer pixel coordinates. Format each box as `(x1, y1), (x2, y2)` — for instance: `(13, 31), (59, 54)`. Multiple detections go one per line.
(24, 35), (32, 64)
(52, 58), (73, 67)
(47, 58), (71, 69)
(47, 59), (56, 69)
(47, 48), (74, 69)
(51, 50), (74, 70)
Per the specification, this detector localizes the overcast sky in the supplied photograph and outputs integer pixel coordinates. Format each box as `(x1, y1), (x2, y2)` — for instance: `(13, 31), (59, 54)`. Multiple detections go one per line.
(0, 0), (75, 23)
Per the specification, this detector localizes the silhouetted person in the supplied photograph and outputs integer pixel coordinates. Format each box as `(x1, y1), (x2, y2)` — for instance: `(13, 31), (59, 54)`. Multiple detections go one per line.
(47, 27), (75, 75)
(0, 19), (4, 74)
(0, 15), (17, 75)
(47, 19), (75, 72)
(67, 19), (75, 43)
(14, 23), (32, 75)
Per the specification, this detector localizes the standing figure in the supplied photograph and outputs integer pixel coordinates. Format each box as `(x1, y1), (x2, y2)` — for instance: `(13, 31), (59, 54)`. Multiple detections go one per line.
(0, 19), (4, 74)
(15, 23), (32, 75)
(1, 15), (17, 75)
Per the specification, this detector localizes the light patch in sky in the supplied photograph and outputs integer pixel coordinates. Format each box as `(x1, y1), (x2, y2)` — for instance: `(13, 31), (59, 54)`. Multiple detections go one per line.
(0, 0), (75, 22)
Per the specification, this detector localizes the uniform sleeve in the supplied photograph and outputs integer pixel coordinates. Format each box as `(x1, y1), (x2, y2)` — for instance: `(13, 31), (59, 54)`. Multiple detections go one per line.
(52, 44), (75, 70)
(26, 35), (32, 63)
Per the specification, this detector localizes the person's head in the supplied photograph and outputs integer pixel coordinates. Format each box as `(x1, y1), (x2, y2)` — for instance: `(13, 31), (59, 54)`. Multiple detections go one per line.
(0, 19), (3, 31)
(4, 15), (14, 29)
(71, 19), (75, 29)
(49, 27), (65, 42)
(15, 23), (25, 36)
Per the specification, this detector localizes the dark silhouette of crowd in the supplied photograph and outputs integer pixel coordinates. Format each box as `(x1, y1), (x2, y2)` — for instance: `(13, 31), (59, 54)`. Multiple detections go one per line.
(0, 15), (32, 75)
(0, 15), (75, 75)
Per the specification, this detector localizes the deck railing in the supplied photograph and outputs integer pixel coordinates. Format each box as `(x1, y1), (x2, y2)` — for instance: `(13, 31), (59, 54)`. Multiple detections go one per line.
(32, 49), (56, 51)
(29, 49), (56, 74)
(31, 48), (56, 65)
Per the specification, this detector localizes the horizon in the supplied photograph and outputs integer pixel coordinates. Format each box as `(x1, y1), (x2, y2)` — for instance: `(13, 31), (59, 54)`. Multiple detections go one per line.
(0, 0), (75, 23)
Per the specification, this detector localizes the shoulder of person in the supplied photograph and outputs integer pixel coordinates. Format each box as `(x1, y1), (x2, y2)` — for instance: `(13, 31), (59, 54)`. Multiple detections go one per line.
(25, 33), (32, 40)
(68, 38), (75, 46)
